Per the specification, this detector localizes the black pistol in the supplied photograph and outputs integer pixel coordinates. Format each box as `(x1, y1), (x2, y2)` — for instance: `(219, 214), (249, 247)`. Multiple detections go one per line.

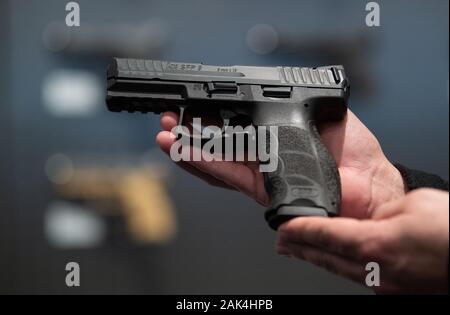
(106, 58), (350, 230)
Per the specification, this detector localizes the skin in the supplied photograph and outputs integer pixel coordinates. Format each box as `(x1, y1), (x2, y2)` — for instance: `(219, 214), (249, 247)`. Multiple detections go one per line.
(277, 188), (449, 294)
(155, 109), (448, 294)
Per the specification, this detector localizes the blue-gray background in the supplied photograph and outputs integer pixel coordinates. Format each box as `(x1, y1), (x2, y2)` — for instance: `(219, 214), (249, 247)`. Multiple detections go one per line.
(0, 0), (448, 294)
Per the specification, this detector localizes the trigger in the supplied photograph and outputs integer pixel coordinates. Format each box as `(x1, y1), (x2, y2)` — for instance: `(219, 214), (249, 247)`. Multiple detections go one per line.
(176, 107), (217, 142)
(176, 107), (191, 140)
(220, 109), (236, 129)
(177, 106), (185, 126)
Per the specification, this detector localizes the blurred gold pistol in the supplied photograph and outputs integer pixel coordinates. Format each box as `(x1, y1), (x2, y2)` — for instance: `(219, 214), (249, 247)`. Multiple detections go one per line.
(53, 164), (176, 244)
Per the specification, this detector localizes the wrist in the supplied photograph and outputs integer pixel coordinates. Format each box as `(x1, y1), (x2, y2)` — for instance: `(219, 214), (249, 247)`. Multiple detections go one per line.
(370, 158), (407, 213)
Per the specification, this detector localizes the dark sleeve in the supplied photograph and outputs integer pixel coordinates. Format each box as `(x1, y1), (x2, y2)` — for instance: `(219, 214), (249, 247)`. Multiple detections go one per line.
(394, 164), (449, 192)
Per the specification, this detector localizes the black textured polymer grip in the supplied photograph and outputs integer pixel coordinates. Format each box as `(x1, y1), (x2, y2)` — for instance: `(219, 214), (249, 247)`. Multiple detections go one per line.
(264, 124), (341, 230)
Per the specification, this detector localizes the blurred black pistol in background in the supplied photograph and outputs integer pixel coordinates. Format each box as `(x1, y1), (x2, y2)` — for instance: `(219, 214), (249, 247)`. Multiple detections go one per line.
(106, 58), (350, 229)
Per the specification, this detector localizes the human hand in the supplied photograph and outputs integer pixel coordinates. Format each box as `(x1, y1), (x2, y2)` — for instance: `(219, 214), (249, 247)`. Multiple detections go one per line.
(277, 188), (449, 294)
(156, 109), (406, 219)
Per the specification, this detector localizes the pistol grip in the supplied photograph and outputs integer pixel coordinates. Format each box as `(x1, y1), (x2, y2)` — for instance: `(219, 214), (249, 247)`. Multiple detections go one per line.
(263, 124), (341, 230)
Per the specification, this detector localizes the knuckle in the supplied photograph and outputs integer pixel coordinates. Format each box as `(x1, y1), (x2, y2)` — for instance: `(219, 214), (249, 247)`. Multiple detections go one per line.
(343, 240), (363, 258)
(358, 236), (384, 261)
(276, 229), (291, 243)
(278, 221), (297, 237)
(366, 224), (402, 265)
(315, 228), (333, 248)
(309, 253), (338, 274)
